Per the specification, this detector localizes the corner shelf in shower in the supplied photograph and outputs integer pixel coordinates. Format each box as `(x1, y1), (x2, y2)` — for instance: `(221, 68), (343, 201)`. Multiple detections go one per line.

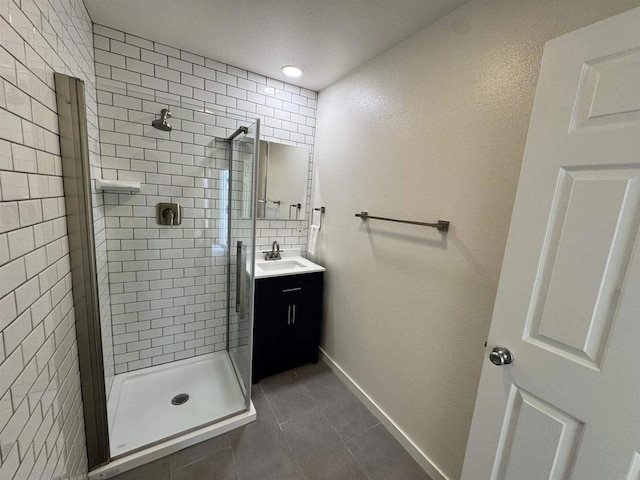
(96, 178), (141, 193)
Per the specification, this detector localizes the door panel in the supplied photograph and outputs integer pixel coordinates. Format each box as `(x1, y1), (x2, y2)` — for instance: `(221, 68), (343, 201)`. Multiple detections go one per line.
(228, 121), (259, 407)
(572, 48), (640, 131)
(462, 8), (640, 480)
(495, 387), (583, 480)
(526, 167), (640, 369)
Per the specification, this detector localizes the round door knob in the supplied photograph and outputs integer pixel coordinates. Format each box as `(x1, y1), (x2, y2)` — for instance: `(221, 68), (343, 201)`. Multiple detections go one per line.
(489, 346), (514, 366)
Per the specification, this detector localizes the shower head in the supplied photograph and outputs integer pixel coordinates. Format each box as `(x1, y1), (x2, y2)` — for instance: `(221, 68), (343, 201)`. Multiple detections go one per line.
(152, 108), (172, 131)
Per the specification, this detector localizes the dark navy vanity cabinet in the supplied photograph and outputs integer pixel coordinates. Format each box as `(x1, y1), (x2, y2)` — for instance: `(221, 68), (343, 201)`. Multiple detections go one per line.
(252, 272), (324, 383)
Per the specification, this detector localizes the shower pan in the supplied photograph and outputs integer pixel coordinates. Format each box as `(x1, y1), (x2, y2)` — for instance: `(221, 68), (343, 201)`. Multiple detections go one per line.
(54, 74), (259, 477)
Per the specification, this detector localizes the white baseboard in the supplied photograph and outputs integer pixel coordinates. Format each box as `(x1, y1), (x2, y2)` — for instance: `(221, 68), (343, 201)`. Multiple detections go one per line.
(319, 348), (449, 480)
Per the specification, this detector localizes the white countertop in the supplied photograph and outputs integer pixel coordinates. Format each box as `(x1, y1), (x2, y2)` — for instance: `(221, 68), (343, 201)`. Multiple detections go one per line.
(253, 248), (325, 279)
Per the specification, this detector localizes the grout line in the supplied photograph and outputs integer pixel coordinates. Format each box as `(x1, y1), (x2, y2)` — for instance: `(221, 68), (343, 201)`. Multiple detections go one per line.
(343, 440), (374, 480)
(343, 422), (382, 446)
(274, 407), (309, 480)
(317, 403), (373, 480)
(276, 403), (318, 428)
(259, 374), (309, 480)
(228, 435), (241, 480)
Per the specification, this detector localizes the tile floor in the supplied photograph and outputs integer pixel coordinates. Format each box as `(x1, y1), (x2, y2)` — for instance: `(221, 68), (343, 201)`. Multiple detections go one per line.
(110, 361), (432, 480)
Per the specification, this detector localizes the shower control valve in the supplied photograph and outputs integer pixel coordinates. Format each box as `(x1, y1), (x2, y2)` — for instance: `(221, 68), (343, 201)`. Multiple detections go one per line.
(156, 202), (183, 226)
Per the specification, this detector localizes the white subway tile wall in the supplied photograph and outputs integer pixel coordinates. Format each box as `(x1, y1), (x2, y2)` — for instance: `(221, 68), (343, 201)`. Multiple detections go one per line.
(94, 25), (317, 374)
(0, 0), (104, 478)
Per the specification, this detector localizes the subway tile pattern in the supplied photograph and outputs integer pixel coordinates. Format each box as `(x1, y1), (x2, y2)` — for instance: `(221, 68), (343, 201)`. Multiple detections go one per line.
(93, 25), (317, 373)
(104, 141), (233, 373)
(0, 0), (100, 478)
(93, 24), (317, 238)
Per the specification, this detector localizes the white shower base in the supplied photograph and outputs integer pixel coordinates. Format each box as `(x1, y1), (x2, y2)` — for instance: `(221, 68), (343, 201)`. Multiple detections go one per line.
(89, 402), (255, 480)
(107, 351), (248, 457)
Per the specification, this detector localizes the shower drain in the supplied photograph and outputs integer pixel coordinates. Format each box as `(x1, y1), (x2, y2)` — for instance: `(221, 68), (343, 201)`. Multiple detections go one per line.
(171, 393), (190, 406)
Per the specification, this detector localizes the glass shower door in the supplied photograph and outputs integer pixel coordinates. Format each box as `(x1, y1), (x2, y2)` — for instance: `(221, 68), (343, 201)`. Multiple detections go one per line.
(228, 120), (259, 406)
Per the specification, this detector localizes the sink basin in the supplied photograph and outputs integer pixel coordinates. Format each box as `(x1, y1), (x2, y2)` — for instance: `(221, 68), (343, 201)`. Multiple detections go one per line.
(254, 251), (325, 279)
(257, 260), (307, 272)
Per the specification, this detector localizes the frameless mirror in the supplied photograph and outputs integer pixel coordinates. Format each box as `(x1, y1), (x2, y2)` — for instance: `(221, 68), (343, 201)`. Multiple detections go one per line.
(257, 141), (309, 219)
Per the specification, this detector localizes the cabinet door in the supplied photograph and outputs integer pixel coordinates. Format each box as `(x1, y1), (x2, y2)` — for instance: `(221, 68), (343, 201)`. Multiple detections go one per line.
(280, 286), (312, 368)
(253, 281), (289, 380)
(284, 285), (319, 365)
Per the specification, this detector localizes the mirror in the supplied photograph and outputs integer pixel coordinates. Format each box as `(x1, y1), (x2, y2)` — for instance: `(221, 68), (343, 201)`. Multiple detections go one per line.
(257, 141), (310, 220)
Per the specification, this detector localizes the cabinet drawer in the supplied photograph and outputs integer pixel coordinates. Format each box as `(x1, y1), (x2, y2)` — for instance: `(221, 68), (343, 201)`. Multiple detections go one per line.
(256, 273), (321, 297)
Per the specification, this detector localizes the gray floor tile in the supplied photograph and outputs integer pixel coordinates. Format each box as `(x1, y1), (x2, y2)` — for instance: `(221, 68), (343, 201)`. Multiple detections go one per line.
(280, 408), (342, 452)
(251, 382), (263, 398)
(295, 362), (354, 407)
(347, 424), (432, 480)
(281, 409), (368, 480)
(109, 456), (171, 480)
(260, 369), (317, 424)
(172, 449), (238, 480)
(321, 395), (379, 442)
(170, 433), (230, 470)
(230, 394), (303, 480)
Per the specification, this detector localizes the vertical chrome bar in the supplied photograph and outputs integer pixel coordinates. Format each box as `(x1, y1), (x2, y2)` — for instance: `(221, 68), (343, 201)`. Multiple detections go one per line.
(263, 142), (269, 218)
(287, 305), (291, 325)
(292, 304), (296, 324)
(236, 241), (241, 313)
(236, 241), (247, 319)
(240, 242), (247, 319)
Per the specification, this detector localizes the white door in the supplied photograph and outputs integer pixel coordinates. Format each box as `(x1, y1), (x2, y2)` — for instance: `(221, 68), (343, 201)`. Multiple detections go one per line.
(462, 7), (640, 480)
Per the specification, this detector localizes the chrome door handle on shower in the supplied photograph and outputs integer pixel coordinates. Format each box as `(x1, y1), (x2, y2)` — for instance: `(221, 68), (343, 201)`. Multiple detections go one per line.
(236, 241), (247, 319)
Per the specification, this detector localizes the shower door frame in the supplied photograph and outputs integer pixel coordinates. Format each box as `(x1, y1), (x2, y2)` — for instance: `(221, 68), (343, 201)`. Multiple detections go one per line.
(55, 73), (110, 469)
(226, 122), (260, 409)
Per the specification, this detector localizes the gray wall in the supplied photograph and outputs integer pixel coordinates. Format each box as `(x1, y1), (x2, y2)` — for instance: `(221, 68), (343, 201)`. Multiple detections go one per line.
(311, 1), (640, 478)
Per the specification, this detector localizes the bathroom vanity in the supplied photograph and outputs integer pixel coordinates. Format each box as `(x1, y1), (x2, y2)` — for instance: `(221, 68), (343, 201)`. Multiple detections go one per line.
(252, 251), (325, 383)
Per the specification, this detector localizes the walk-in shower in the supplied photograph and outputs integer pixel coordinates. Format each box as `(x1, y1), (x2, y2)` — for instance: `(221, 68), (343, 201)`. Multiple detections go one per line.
(54, 74), (259, 477)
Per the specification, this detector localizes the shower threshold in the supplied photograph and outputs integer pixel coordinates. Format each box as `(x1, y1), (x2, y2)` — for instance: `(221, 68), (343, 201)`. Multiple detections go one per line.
(88, 352), (255, 479)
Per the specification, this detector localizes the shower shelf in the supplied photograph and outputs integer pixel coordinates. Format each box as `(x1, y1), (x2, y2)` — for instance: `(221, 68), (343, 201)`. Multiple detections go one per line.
(96, 178), (141, 193)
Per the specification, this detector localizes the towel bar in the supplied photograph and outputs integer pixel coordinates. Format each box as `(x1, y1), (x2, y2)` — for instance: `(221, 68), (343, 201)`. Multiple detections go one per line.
(355, 211), (449, 232)
(312, 207), (325, 227)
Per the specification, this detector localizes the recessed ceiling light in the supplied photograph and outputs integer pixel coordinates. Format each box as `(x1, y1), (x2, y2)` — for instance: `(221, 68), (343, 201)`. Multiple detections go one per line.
(281, 65), (304, 78)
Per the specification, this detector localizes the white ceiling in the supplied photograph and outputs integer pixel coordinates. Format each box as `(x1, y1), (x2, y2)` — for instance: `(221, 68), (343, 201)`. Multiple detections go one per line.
(84, 0), (468, 92)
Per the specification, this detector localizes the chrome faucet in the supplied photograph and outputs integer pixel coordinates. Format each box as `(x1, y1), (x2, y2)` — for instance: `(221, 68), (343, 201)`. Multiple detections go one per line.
(265, 241), (281, 260)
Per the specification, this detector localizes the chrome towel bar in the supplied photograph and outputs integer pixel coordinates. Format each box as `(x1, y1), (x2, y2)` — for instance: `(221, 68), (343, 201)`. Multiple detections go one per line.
(355, 211), (449, 232)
